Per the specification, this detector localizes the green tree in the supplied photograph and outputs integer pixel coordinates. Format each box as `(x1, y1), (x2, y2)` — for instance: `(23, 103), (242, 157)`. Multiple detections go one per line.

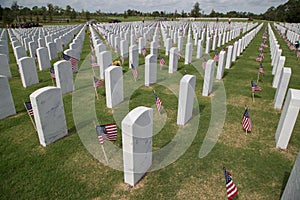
(47, 3), (54, 21)
(190, 2), (201, 17)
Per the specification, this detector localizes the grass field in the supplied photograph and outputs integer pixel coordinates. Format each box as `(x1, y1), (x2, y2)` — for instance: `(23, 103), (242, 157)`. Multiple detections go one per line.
(1, 21), (300, 199)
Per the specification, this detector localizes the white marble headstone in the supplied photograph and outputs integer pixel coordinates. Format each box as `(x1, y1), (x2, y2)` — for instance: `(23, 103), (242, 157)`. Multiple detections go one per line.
(169, 47), (178, 74)
(145, 54), (157, 86)
(19, 57), (39, 88)
(216, 51), (226, 80)
(122, 106), (153, 187)
(177, 75), (196, 125)
(54, 60), (74, 95)
(30, 86), (68, 147)
(36, 47), (51, 71)
(184, 43), (192, 65)
(105, 66), (123, 108)
(202, 59), (215, 96)
(98, 51), (112, 79)
(274, 67), (291, 109)
(129, 45), (138, 69)
(0, 54), (12, 78)
(275, 88), (300, 150)
(0, 75), (16, 120)
(225, 45), (233, 69)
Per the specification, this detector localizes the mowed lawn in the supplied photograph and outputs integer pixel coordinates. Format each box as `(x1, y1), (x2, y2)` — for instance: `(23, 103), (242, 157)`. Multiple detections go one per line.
(1, 21), (300, 199)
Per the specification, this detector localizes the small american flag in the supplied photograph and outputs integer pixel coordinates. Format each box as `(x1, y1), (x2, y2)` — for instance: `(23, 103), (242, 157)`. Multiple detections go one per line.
(223, 167), (238, 200)
(96, 123), (118, 144)
(62, 53), (79, 71)
(251, 80), (262, 93)
(153, 91), (162, 112)
(259, 63), (264, 74)
(214, 52), (219, 62)
(242, 108), (252, 132)
(24, 102), (34, 116)
(93, 77), (104, 88)
(202, 60), (207, 70)
(159, 57), (165, 67)
(178, 53), (181, 60)
(256, 57), (262, 62)
(131, 63), (138, 79)
(142, 48), (147, 56)
(50, 67), (55, 79)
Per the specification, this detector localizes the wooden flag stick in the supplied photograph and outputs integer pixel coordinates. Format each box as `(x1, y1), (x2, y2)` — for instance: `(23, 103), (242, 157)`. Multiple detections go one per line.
(91, 75), (99, 100)
(23, 102), (37, 131)
(91, 65), (96, 76)
(101, 145), (109, 165)
(257, 72), (260, 83)
(252, 92), (255, 102)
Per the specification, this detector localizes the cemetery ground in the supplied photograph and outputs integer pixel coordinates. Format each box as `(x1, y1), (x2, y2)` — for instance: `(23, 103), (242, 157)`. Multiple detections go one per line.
(1, 22), (300, 199)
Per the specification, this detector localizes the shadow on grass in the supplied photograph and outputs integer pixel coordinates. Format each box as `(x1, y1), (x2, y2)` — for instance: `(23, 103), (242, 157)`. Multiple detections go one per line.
(279, 171), (290, 198)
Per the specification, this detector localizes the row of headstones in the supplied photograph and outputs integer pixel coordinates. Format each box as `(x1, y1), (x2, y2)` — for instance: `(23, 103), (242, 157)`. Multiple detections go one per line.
(110, 22), (262, 184)
(267, 23), (300, 151)
(275, 23), (300, 45)
(63, 25), (87, 72)
(202, 23), (264, 96)
(0, 25), (86, 120)
(8, 25), (84, 63)
(0, 56), (76, 121)
(267, 23), (291, 112)
(282, 22), (300, 33)
(8, 25), (83, 53)
(268, 23), (300, 200)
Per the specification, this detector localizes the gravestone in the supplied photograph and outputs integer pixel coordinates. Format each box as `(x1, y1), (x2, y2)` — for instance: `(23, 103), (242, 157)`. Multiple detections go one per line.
(150, 41), (158, 57)
(54, 60), (74, 95)
(225, 45), (233, 69)
(36, 47), (51, 71)
(38, 38), (46, 48)
(184, 43), (192, 64)
(30, 86), (67, 147)
(105, 66), (123, 108)
(165, 38), (172, 56)
(14, 46), (27, 62)
(232, 41), (238, 62)
(54, 38), (63, 52)
(216, 51), (227, 80)
(275, 88), (300, 149)
(47, 42), (58, 60)
(212, 35), (217, 51)
(237, 39), (242, 57)
(169, 47), (178, 74)
(274, 67), (291, 109)
(0, 54), (12, 78)
(178, 36), (183, 52)
(0, 75), (16, 120)
(272, 49), (282, 75)
(19, 57), (39, 88)
(177, 75), (196, 125)
(129, 45), (138, 69)
(281, 150), (300, 200)
(196, 39), (203, 58)
(98, 51), (112, 79)
(95, 43), (106, 56)
(120, 40), (128, 58)
(28, 41), (37, 58)
(145, 54), (157, 86)
(138, 37), (145, 54)
(122, 106), (153, 187)
(205, 37), (211, 54)
(202, 59), (215, 96)
(272, 56), (286, 88)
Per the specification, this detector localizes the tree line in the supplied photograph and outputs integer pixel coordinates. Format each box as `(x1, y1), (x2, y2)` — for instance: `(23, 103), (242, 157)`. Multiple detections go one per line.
(0, 0), (299, 26)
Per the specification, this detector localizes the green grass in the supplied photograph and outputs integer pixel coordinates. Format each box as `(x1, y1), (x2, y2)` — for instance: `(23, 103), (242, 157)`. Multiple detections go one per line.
(1, 22), (300, 199)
